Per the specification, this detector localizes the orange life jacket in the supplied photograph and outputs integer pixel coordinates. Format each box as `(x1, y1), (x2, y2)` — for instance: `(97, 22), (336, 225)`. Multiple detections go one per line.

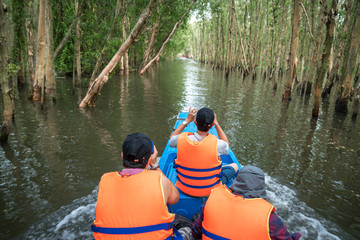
(92, 170), (175, 240)
(174, 132), (222, 197)
(202, 185), (275, 240)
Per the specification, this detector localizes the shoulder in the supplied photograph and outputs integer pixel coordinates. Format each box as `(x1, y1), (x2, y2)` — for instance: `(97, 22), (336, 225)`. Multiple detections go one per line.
(169, 134), (180, 147)
(217, 139), (229, 155)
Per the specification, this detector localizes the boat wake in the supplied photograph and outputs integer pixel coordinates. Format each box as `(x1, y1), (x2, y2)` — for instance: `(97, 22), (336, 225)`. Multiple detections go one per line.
(265, 174), (354, 240)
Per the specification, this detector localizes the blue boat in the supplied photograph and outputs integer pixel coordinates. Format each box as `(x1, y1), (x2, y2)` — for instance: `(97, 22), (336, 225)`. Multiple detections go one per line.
(159, 111), (242, 221)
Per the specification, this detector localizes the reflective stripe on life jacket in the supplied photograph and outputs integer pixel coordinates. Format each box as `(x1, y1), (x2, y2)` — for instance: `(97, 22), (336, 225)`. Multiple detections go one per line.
(92, 170), (175, 240)
(174, 132), (222, 197)
(202, 185), (275, 240)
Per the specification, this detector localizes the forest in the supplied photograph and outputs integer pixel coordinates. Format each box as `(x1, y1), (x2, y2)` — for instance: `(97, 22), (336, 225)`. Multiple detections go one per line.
(1, 0), (360, 144)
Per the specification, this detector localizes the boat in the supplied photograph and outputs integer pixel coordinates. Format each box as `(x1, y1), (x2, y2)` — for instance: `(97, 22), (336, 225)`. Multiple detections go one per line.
(159, 111), (242, 221)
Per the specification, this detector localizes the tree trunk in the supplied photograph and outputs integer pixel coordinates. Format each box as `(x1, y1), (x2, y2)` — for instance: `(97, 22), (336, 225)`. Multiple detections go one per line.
(79, 0), (158, 108)
(322, 0), (354, 98)
(0, 1), (14, 143)
(312, 0), (337, 118)
(282, 0), (301, 101)
(140, 12), (159, 71)
(25, 0), (36, 87)
(140, 0), (194, 75)
(90, 0), (122, 83)
(335, 0), (360, 114)
(306, 1), (326, 96)
(225, 0), (235, 79)
(352, 63), (360, 119)
(54, 8), (83, 60)
(75, 0), (81, 86)
(44, 0), (56, 101)
(33, 0), (46, 101)
(273, 0), (286, 90)
(121, 0), (129, 74)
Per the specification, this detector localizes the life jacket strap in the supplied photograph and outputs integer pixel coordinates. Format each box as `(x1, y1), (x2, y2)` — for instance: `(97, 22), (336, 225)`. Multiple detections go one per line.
(91, 221), (173, 235)
(177, 177), (221, 189)
(173, 164), (222, 172)
(176, 169), (222, 180)
(202, 227), (230, 240)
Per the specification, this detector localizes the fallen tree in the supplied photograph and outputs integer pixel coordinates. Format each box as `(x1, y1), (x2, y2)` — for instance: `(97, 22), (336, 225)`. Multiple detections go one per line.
(79, 0), (158, 108)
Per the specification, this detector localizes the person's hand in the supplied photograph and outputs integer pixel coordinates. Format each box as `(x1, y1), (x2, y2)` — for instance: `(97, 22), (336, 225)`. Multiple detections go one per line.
(149, 145), (158, 167)
(185, 107), (197, 123)
(213, 113), (219, 126)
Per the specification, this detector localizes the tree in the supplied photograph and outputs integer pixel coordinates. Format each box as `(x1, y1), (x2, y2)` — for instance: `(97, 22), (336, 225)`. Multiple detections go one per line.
(282, 0), (301, 101)
(0, 1), (14, 143)
(335, 0), (360, 114)
(90, 0), (122, 84)
(32, 0), (56, 103)
(79, 0), (158, 108)
(139, 0), (195, 75)
(312, 0), (338, 118)
(322, 0), (354, 98)
(225, 0), (235, 79)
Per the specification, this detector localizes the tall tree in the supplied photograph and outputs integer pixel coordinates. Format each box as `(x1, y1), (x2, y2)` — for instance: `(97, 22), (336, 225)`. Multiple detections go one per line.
(353, 63), (360, 119)
(75, 0), (81, 86)
(273, 0), (286, 90)
(90, 0), (122, 84)
(282, 0), (301, 101)
(79, 0), (158, 108)
(0, 2), (14, 143)
(225, 0), (235, 79)
(312, 0), (338, 118)
(140, 0), (195, 75)
(335, 0), (360, 114)
(32, 0), (56, 103)
(322, 0), (354, 98)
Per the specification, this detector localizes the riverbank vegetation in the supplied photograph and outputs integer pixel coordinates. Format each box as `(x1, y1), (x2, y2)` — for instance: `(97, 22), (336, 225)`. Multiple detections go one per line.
(1, 0), (359, 143)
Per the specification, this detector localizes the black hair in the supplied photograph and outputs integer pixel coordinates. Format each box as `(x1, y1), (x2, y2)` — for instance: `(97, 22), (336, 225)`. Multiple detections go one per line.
(123, 155), (149, 169)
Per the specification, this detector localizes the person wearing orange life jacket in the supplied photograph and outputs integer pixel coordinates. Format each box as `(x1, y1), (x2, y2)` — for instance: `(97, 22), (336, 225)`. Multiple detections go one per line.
(92, 133), (180, 240)
(169, 107), (239, 197)
(191, 165), (302, 240)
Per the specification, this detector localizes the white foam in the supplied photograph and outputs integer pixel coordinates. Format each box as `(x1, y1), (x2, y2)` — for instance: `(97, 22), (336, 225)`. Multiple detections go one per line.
(265, 174), (344, 239)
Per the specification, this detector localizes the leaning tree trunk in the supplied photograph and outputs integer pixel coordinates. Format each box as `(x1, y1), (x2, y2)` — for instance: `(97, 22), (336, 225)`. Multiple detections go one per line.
(225, 0), (235, 79)
(312, 0), (337, 118)
(90, 0), (121, 84)
(322, 0), (354, 98)
(335, 0), (360, 114)
(282, 0), (301, 101)
(139, 0), (194, 75)
(79, 0), (158, 108)
(273, 0), (286, 90)
(139, 12), (160, 71)
(0, 1), (14, 143)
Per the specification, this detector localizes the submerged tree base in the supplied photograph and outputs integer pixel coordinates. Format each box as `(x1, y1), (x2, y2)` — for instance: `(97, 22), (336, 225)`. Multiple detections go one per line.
(335, 98), (348, 114)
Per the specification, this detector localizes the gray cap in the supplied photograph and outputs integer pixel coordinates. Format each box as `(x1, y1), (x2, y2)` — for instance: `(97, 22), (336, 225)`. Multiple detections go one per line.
(229, 165), (267, 199)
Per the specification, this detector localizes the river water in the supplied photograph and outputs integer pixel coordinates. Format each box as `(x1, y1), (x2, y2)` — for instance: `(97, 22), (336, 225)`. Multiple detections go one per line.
(0, 59), (359, 239)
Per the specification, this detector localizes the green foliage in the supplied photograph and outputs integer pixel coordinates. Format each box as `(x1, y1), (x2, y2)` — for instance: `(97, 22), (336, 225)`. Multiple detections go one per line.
(7, 64), (20, 77)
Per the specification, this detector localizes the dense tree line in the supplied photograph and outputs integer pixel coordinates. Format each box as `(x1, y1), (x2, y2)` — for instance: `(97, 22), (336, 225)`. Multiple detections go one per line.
(1, 0), (359, 143)
(187, 0), (360, 118)
(0, 0), (194, 142)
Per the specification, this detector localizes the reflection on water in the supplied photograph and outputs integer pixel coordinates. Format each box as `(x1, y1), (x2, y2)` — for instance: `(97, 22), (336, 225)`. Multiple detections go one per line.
(0, 59), (359, 239)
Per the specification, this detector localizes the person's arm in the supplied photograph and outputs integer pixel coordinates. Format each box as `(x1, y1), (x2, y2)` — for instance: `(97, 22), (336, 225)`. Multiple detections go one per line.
(213, 113), (229, 144)
(169, 107), (197, 138)
(269, 212), (302, 240)
(159, 169), (179, 205)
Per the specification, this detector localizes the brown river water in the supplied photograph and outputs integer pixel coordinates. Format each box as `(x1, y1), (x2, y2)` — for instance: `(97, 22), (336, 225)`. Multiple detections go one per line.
(0, 59), (359, 239)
